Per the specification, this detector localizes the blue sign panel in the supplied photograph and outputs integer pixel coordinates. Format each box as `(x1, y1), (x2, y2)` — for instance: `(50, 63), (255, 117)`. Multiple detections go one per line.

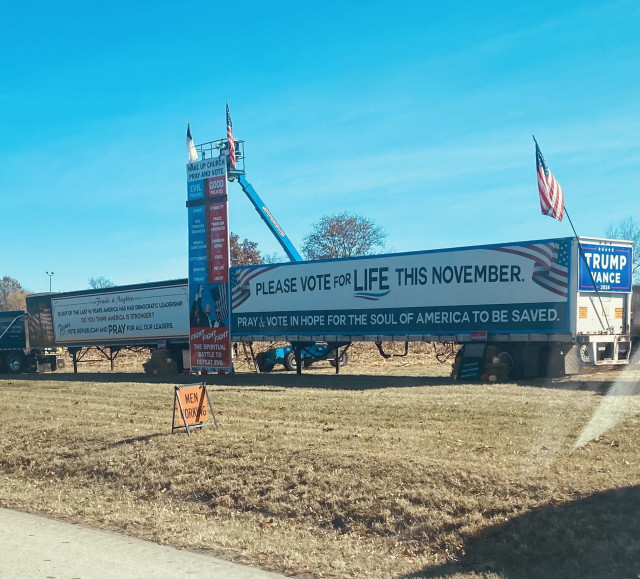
(187, 178), (205, 201)
(188, 205), (207, 284)
(579, 243), (632, 292)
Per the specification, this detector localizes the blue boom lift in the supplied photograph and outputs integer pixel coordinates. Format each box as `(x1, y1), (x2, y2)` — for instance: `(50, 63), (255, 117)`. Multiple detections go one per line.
(196, 137), (350, 372)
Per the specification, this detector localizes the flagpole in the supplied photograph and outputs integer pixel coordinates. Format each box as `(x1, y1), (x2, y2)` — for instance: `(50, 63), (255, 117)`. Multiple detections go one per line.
(532, 136), (612, 332)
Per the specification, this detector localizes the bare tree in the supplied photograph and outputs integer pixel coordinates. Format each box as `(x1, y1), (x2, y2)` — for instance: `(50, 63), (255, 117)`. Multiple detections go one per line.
(89, 276), (115, 289)
(230, 233), (264, 266)
(0, 276), (28, 311)
(606, 216), (639, 283)
(302, 212), (387, 260)
(262, 252), (286, 264)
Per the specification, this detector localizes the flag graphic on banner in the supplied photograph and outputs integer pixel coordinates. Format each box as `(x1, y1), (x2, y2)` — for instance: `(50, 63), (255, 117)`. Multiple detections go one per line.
(494, 241), (569, 297)
(226, 102), (236, 170)
(210, 284), (229, 322)
(186, 122), (198, 163)
(536, 143), (564, 221)
(230, 266), (275, 309)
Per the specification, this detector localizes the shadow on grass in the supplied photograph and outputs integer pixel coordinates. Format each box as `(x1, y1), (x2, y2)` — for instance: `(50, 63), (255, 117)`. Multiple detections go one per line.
(4, 367), (632, 393)
(106, 433), (167, 449)
(401, 485), (640, 579)
(2, 371), (454, 390)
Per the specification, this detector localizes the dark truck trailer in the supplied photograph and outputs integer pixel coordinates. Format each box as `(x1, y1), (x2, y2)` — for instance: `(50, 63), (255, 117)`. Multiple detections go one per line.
(24, 278), (190, 373)
(0, 301), (59, 373)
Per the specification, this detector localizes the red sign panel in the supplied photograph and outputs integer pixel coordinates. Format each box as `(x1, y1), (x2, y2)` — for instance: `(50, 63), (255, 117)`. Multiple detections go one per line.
(189, 326), (231, 371)
(208, 201), (229, 284)
(206, 175), (226, 198)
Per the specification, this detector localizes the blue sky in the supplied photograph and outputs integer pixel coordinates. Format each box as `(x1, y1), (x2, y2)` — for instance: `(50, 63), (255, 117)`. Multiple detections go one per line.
(1, 0), (637, 293)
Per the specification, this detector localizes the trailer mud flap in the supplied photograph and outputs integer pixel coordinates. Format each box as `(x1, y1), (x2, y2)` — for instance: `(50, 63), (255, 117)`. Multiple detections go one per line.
(563, 344), (580, 375)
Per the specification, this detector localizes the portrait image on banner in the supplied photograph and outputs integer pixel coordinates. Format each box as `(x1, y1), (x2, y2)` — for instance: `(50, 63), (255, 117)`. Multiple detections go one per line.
(190, 283), (229, 329)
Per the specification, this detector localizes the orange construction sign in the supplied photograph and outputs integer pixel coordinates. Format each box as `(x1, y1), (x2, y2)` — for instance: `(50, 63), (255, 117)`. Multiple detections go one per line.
(172, 383), (218, 434)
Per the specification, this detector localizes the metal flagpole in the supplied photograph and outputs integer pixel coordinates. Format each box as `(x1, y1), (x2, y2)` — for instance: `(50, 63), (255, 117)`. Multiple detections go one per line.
(532, 136), (612, 332)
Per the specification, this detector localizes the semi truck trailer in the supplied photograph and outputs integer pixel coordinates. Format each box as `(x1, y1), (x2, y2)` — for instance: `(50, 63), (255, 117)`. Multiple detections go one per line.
(17, 279), (190, 373)
(230, 236), (633, 378)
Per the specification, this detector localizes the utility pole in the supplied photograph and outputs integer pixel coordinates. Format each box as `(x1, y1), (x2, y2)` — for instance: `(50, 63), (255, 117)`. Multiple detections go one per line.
(46, 271), (54, 292)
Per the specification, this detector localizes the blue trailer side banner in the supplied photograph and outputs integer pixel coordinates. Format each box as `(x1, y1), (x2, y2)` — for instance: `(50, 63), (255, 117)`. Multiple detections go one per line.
(232, 302), (568, 335)
(231, 238), (574, 338)
(578, 243), (632, 292)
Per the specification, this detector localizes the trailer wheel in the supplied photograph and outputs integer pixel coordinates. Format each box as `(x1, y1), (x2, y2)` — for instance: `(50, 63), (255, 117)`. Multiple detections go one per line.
(495, 347), (523, 379)
(6, 352), (25, 374)
(579, 344), (590, 363)
(330, 350), (350, 367)
(496, 350), (513, 371)
(256, 352), (274, 373)
(284, 351), (298, 372)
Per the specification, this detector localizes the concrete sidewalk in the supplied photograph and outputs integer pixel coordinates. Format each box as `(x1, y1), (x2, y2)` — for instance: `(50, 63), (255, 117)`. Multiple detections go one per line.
(0, 508), (289, 579)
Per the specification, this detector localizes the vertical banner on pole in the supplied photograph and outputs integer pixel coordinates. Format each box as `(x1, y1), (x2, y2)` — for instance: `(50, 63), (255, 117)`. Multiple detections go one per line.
(186, 156), (232, 373)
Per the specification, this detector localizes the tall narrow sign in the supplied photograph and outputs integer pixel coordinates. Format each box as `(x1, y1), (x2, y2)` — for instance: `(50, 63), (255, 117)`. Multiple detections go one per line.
(186, 156), (232, 373)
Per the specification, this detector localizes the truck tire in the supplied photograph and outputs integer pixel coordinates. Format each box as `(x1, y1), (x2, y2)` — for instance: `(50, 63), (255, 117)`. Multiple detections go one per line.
(330, 350), (350, 367)
(256, 352), (274, 373)
(6, 352), (25, 374)
(495, 346), (523, 380)
(283, 351), (298, 372)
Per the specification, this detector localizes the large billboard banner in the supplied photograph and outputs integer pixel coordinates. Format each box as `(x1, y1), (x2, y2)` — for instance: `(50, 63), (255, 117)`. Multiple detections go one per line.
(231, 238), (574, 338)
(51, 286), (189, 344)
(187, 156), (232, 372)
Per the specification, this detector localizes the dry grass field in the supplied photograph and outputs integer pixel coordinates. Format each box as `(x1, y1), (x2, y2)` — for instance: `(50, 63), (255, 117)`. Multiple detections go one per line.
(0, 344), (638, 579)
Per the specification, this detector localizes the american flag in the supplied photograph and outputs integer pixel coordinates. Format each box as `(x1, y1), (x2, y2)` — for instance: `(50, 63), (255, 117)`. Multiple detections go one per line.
(226, 101), (236, 171)
(214, 284), (229, 321)
(536, 143), (564, 221)
(494, 241), (569, 297)
(230, 266), (275, 309)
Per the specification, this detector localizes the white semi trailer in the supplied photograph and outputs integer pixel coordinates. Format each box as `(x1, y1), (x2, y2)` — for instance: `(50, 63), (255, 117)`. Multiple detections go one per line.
(23, 279), (190, 373)
(230, 236), (633, 379)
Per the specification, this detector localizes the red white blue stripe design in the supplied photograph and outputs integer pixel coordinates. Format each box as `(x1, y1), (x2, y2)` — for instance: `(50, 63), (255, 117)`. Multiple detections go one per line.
(230, 266), (276, 309)
(494, 241), (569, 297)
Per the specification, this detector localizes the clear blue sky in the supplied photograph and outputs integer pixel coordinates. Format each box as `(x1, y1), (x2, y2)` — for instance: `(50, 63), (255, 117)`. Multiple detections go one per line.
(1, 0), (638, 293)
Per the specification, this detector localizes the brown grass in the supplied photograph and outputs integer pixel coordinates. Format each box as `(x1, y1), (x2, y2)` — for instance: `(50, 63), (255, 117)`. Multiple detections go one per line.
(0, 351), (638, 579)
